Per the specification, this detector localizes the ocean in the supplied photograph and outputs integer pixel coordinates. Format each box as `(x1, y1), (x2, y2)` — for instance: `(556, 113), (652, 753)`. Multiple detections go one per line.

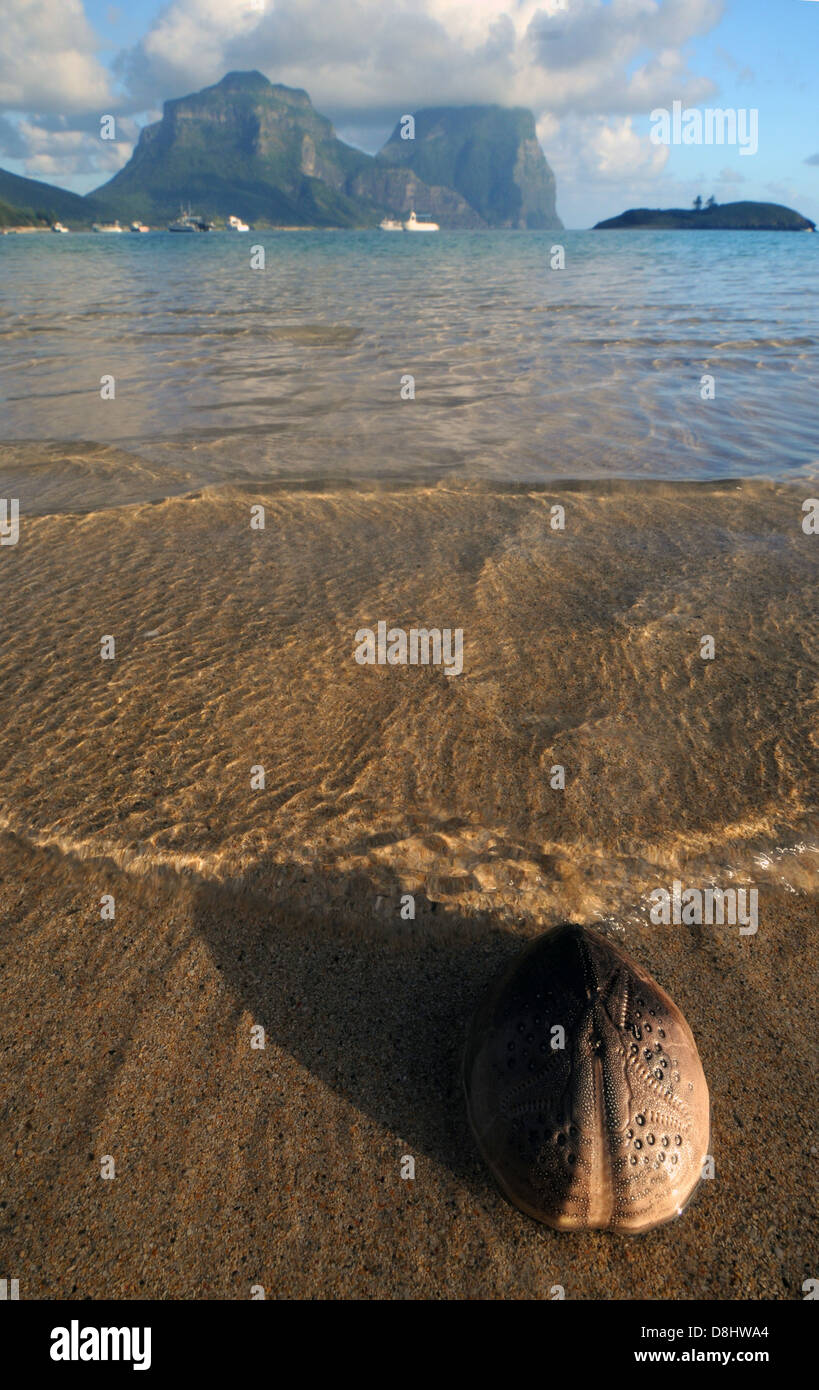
(1, 228), (817, 513)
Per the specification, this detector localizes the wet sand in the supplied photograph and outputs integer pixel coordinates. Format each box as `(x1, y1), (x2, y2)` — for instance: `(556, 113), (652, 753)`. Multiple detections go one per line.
(1, 475), (817, 1297)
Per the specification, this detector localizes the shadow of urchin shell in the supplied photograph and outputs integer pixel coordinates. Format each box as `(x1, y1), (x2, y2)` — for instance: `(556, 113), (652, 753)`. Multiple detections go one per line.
(464, 924), (710, 1234)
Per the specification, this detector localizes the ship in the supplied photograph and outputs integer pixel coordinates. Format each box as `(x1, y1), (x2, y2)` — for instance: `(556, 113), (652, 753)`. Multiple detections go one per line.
(404, 210), (439, 232)
(228, 215), (250, 232)
(168, 205), (212, 232)
(130, 221), (150, 233)
(51, 222), (69, 234)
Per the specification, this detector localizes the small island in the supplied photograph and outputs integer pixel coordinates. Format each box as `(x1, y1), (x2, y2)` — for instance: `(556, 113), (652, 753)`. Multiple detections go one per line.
(594, 198), (815, 232)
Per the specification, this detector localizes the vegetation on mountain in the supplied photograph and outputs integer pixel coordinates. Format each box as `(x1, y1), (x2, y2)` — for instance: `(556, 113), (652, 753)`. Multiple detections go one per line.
(377, 105), (563, 228)
(594, 200), (815, 231)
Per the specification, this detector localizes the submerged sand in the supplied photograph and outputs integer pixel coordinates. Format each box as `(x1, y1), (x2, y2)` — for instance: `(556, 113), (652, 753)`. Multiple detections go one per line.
(1, 474), (817, 1297)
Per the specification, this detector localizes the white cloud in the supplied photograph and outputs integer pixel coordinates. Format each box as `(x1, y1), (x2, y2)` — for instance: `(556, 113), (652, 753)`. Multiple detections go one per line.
(0, 1), (131, 182)
(116, 0), (725, 120)
(587, 117), (670, 180)
(0, 0), (112, 113)
(536, 112), (671, 223)
(15, 116), (137, 178)
(538, 112), (671, 184)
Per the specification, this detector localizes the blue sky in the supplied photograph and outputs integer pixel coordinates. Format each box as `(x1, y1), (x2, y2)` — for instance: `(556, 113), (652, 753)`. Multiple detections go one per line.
(2, 0), (817, 227)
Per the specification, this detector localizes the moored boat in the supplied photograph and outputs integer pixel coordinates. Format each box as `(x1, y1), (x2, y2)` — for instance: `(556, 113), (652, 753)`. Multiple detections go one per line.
(379, 217), (403, 231)
(168, 205), (211, 232)
(404, 210), (439, 232)
(92, 220), (123, 233)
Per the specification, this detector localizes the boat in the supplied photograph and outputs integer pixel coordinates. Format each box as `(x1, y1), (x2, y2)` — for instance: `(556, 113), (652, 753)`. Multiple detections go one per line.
(228, 215), (250, 232)
(92, 220), (123, 233)
(130, 221), (150, 233)
(379, 217), (403, 232)
(168, 204), (211, 232)
(51, 222), (69, 234)
(404, 210), (439, 232)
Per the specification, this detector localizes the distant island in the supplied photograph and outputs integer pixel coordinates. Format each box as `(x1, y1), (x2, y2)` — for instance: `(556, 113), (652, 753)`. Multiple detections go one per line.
(0, 71), (562, 232)
(594, 199), (815, 231)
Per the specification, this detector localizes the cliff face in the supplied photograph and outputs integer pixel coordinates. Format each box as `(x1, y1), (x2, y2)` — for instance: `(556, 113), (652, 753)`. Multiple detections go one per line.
(94, 72), (379, 225)
(90, 73), (562, 229)
(348, 165), (484, 227)
(376, 106), (563, 229)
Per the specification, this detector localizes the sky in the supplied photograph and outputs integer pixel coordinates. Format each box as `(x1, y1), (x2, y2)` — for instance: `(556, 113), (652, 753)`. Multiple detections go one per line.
(0, 0), (817, 227)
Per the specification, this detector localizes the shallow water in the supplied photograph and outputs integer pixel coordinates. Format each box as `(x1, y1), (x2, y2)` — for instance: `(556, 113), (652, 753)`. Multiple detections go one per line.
(0, 476), (816, 918)
(1, 229), (817, 515)
(0, 230), (816, 916)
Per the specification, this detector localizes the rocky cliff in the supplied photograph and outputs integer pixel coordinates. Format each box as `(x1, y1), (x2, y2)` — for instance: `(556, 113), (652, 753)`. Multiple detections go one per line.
(376, 105), (563, 229)
(91, 72), (561, 229)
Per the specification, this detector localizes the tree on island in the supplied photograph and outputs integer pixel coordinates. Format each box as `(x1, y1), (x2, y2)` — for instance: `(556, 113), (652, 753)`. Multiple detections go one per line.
(693, 195), (703, 211)
(706, 196), (717, 209)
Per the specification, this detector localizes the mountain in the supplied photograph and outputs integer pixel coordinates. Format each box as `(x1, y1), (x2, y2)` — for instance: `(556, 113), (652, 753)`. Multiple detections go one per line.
(92, 71), (384, 226)
(0, 197), (39, 228)
(376, 106), (562, 229)
(91, 72), (561, 228)
(0, 167), (104, 225)
(594, 201), (815, 231)
(1, 73), (563, 230)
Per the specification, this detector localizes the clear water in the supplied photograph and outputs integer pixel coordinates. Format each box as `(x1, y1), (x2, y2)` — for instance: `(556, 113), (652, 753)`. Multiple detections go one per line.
(0, 227), (816, 908)
(1, 228), (817, 513)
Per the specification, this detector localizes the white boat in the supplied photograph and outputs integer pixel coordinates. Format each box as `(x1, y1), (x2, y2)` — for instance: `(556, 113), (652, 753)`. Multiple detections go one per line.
(379, 217), (403, 231)
(92, 220), (123, 233)
(228, 215), (250, 232)
(52, 221), (69, 234)
(404, 210), (439, 232)
(130, 221), (150, 233)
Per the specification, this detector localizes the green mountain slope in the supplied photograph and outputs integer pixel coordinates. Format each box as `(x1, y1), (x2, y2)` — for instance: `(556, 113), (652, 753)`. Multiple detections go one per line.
(0, 167), (104, 225)
(376, 106), (563, 229)
(93, 71), (389, 226)
(594, 201), (816, 231)
(0, 197), (39, 227)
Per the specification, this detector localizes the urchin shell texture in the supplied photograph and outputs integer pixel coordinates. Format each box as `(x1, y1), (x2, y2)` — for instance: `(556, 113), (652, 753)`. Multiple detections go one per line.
(464, 924), (710, 1234)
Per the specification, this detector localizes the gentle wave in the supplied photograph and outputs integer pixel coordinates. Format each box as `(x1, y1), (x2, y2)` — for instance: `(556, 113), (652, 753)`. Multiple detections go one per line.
(2, 228), (818, 511)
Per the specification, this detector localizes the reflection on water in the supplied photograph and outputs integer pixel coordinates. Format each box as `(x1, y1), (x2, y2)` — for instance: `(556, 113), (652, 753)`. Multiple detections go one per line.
(1, 229), (818, 515)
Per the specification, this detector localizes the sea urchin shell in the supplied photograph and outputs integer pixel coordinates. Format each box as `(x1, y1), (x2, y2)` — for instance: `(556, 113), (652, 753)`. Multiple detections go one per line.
(464, 924), (710, 1234)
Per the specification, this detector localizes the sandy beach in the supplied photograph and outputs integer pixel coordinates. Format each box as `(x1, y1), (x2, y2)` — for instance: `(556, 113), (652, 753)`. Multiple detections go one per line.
(1, 474), (816, 1298)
